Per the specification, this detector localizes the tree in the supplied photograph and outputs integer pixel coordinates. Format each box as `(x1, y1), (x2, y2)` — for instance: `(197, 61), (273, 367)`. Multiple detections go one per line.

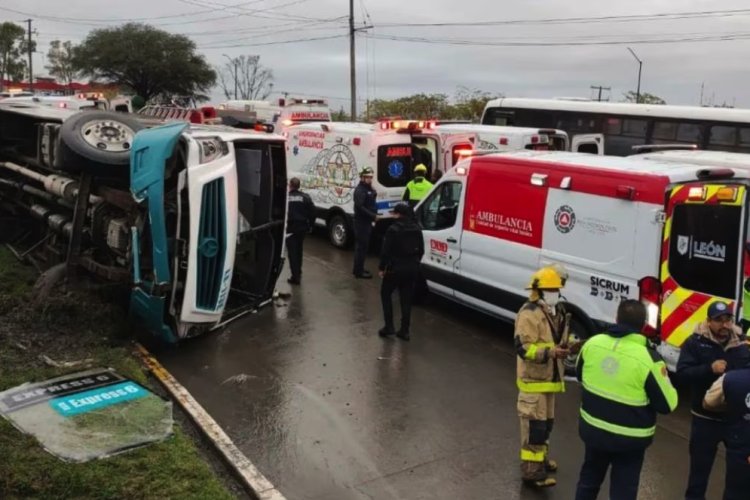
(0, 22), (27, 88)
(331, 107), (350, 121)
(46, 40), (79, 86)
(450, 86), (501, 121)
(73, 23), (216, 102)
(368, 93), (451, 120)
(217, 55), (273, 101)
(622, 91), (666, 105)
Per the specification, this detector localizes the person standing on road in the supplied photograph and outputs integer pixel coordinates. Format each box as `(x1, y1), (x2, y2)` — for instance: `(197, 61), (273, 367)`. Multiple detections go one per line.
(352, 167), (378, 279)
(676, 301), (750, 500)
(515, 265), (569, 488)
(430, 169), (443, 184)
(285, 177), (316, 285)
(703, 365), (750, 500)
(574, 300), (679, 500)
(402, 164), (433, 208)
(378, 203), (424, 341)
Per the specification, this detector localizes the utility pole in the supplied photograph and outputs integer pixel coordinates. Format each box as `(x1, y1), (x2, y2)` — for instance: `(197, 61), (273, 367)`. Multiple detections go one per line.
(699, 82), (705, 106)
(590, 85), (610, 102)
(627, 47), (643, 104)
(25, 19), (33, 93)
(349, 0), (356, 120)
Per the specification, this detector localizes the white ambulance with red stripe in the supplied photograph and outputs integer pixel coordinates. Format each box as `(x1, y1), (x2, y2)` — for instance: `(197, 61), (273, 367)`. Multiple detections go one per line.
(416, 150), (750, 369)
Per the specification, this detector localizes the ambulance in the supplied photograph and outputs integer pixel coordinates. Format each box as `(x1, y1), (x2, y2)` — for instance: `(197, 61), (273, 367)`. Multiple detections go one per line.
(435, 123), (569, 152)
(218, 97), (332, 127)
(416, 150), (750, 369)
(285, 118), (476, 247)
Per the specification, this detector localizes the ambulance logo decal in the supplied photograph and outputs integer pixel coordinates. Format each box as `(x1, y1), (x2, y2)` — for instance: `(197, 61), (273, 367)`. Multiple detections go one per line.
(388, 160), (404, 178)
(303, 144), (358, 205)
(677, 235), (690, 256)
(554, 205), (576, 234)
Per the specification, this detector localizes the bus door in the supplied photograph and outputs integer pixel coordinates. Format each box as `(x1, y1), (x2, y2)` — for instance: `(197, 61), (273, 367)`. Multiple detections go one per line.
(659, 182), (747, 364)
(572, 134), (604, 155)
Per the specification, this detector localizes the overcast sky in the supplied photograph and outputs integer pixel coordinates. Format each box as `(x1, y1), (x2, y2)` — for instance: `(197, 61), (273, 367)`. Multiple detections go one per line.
(4, 0), (750, 108)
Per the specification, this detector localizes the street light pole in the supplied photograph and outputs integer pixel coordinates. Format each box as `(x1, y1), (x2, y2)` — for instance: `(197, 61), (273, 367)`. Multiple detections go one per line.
(222, 54), (238, 100)
(627, 47), (642, 104)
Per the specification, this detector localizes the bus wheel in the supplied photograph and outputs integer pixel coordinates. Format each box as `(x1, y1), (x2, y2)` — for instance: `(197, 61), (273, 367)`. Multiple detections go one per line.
(563, 316), (591, 376)
(328, 214), (351, 248)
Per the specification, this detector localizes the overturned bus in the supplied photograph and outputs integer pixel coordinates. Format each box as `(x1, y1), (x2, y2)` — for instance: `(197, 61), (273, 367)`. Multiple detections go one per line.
(0, 103), (287, 343)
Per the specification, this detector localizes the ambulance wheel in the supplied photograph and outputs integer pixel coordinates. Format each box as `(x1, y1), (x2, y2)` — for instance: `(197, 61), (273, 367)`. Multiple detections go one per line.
(58, 111), (143, 179)
(563, 317), (591, 375)
(328, 214), (351, 248)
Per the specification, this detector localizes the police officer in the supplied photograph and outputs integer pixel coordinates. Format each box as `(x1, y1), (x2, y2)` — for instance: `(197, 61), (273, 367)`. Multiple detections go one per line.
(703, 366), (750, 500)
(402, 164), (433, 208)
(574, 300), (679, 500)
(377, 203), (424, 341)
(352, 167), (378, 279)
(515, 265), (569, 488)
(285, 177), (316, 285)
(677, 301), (750, 500)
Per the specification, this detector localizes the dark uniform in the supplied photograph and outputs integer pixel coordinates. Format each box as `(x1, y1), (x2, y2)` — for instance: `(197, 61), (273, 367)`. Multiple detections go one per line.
(703, 368), (750, 500)
(378, 204), (424, 340)
(677, 309), (750, 500)
(575, 306), (678, 500)
(352, 170), (378, 278)
(286, 188), (315, 284)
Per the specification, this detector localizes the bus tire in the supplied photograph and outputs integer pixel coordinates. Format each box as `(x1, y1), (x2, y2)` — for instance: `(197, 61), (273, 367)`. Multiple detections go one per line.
(328, 213), (352, 249)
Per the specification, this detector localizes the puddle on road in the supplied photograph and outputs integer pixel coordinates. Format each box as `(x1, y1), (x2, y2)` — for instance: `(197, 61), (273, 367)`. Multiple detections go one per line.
(0, 368), (173, 462)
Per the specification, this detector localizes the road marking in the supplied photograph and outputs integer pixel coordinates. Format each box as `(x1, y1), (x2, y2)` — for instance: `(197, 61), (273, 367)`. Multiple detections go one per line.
(134, 343), (286, 500)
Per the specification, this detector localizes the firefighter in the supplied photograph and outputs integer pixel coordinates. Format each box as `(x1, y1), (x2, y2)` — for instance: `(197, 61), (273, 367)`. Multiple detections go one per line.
(402, 164), (433, 208)
(574, 300), (679, 500)
(676, 301), (750, 500)
(703, 366), (750, 500)
(352, 167), (378, 279)
(514, 265), (569, 488)
(285, 177), (316, 285)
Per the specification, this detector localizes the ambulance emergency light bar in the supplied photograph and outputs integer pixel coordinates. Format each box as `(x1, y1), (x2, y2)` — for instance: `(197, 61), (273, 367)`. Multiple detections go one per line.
(378, 119), (437, 132)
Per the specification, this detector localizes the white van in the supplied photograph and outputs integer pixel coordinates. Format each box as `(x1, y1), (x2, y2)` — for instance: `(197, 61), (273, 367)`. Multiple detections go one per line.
(285, 119), (475, 247)
(435, 123), (569, 152)
(416, 150), (750, 369)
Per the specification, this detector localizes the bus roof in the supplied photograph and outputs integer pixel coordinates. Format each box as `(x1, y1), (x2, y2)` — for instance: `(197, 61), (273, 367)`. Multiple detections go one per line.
(435, 123), (565, 136)
(636, 150), (750, 169)
(484, 97), (750, 124)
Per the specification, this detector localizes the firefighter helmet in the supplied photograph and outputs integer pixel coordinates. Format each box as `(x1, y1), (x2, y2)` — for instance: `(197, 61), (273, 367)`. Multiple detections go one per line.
(526, 265), (567, 290)
(360, 166), (374, 177)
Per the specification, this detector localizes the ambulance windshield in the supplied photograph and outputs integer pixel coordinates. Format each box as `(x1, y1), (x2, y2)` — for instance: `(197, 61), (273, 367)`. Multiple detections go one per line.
(668, 203), (742, 299)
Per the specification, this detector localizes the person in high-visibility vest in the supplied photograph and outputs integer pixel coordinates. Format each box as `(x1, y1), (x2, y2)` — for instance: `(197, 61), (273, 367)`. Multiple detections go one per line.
(574, 300), (679, 500)
(514, 265), (570, 488)
(402, 164), (433, 208)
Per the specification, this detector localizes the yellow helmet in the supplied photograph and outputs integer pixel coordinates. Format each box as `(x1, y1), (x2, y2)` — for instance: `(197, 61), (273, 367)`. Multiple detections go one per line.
(414, 164), (428, 174)
(526, 265), (567, 290)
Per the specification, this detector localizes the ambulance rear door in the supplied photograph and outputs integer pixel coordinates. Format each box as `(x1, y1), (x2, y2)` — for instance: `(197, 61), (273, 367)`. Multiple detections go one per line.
(422, 131), (476, 172)
(658, 181), (748, 366)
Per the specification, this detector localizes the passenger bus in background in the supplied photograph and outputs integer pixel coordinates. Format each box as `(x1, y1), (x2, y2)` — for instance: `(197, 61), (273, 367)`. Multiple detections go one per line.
(481, 97), (750, 156)
(434, 122), (569, 152)
(285, 118), (475, 248)
(415, 150), (750, 370)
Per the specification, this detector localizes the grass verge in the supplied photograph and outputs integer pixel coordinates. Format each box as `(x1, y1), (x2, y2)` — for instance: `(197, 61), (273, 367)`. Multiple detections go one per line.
(0, 249), (235, 500)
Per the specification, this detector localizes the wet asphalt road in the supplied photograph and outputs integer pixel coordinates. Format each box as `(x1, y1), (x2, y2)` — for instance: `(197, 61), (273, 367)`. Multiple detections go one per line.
(159, 235), (725, 500)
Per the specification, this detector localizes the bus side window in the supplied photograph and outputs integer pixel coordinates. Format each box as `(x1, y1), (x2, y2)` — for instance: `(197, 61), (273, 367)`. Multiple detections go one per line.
(709, 125), (738, 150)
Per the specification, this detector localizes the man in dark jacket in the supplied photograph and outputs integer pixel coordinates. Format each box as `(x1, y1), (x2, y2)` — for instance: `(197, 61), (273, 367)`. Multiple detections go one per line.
(378, 203), (424, 341)
(285, 177), (316, 285)
(703, 366), (750, 500)
(575, 300), (678, 500)
(676, 301), (750, 500)
(352, 167), (378, 279)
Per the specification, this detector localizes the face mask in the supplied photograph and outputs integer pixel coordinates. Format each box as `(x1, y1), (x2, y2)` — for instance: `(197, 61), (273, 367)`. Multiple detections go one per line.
(543, 291), (561, 309)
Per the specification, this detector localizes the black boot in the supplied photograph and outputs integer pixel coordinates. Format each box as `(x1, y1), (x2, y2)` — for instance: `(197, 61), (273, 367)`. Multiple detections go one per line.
(379, 327), (395, 338)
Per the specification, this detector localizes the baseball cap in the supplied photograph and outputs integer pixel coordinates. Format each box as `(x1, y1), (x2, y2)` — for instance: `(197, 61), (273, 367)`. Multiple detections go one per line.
(360, 167), (374, 176)
(708, 301), (733, 319)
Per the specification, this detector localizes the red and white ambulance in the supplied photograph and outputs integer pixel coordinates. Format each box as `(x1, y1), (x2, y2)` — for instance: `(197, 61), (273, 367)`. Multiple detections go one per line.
(285, 119), (475, 247)
(416, 150), (750, 369)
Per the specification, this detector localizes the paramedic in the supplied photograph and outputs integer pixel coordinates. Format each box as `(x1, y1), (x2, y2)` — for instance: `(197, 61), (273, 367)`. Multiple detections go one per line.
(285, 177), (316, 285)
(352, 167), (378, 279)
(574, 300), (679, 500)
(514, 266), (569, 488)
(402, 164), (433, 208)
(676, 301), (750, 500)
(703, 366), (750, 500)
(378, 203), (424, 341)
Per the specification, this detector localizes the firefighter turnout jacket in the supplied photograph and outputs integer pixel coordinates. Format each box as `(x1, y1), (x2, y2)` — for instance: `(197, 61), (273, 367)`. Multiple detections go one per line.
(514, 301), (566, 394)
(576, 325), (679, 451)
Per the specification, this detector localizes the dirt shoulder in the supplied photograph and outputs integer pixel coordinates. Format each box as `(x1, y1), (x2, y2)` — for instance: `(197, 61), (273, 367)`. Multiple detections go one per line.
(0, 248), (241, 500)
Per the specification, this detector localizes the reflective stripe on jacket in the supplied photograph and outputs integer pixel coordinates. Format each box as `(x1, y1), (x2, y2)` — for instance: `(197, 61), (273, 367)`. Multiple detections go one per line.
(514, 301), (565, 394)
(576, 326), (679, 451)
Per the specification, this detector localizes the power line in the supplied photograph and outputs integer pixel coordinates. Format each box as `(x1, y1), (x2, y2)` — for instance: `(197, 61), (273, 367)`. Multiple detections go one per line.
(197, 33), (348, 49)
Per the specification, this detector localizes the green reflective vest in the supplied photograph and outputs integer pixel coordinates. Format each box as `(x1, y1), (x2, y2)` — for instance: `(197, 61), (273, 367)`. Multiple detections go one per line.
(578, 332), (678, 439)
(405, 177), (433, 201)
